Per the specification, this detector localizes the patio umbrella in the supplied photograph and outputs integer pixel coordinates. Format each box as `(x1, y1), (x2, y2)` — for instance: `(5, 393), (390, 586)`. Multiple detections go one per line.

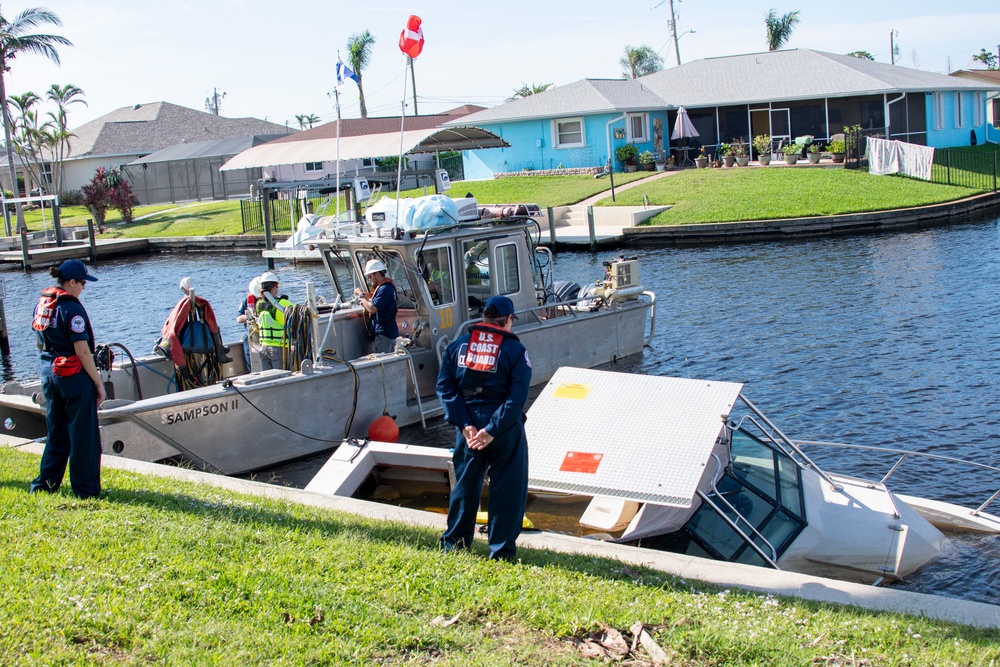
(671, 106), (700, 165)
(671, 106), (699, 140)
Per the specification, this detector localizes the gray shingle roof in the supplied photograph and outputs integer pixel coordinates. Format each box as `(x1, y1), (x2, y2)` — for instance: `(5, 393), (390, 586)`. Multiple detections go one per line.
(448, 49), (998, 125)
(447, 79), (666, 125)
(66, 102), (293, 159)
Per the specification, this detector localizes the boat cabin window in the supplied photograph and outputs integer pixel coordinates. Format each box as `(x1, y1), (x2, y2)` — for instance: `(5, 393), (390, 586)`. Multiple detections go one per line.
(678, 428), (807, 567)
(419, 246), (455, 307)
(494, 243), (520, 296)
(355, 250), (417, 309)
(464, 240), (490, 319)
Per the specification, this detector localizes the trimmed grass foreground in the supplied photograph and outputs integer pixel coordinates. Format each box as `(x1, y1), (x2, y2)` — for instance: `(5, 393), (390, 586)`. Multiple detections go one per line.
(2, 448), (997, 666)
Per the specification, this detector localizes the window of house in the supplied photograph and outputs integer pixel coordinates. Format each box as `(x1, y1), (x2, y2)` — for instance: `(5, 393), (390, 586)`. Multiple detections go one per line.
(955, 93), (964, 128)
(553, 118), (584, 148)
(627, 113), (648, 142)
(933, 93), (944, 130)
(973, 92), (983, 126)
(304, 162), (323, 172)
(494, 243), (519, 296)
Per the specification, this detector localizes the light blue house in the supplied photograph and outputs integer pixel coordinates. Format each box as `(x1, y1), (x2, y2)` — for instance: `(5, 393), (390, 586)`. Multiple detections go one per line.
(447, 49), (998, 177)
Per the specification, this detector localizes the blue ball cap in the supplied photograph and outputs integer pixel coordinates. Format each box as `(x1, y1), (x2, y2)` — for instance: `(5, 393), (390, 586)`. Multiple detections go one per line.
(484, 295), (516, 318)
(58, 259), (98, 282)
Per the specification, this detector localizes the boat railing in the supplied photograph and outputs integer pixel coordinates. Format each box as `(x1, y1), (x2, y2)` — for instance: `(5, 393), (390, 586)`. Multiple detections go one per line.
(791, 439), (1000, 518)
(642, 291), (656, 347)
(699, 454), (780, 568)
(736, 396), (845, 492)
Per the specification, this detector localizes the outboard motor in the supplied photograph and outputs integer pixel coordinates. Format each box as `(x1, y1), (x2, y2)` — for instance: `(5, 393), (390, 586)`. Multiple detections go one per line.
(551, 281), (583, 303)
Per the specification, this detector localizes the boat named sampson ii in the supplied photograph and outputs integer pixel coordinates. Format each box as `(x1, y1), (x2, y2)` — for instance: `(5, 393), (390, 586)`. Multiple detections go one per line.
(0, 187), (656, 475)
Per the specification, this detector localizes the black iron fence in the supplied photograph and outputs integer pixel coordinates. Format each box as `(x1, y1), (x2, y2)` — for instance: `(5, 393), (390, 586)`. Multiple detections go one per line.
(845, 129), (998, 192)
(240, 197), (294, 234)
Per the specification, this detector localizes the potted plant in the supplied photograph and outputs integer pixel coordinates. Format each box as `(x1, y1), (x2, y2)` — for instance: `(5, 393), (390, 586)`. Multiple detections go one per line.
(826, 137), (846, 163)
(718, 143), (735, 168)
(807, 144), (821, 164)
(695, 147), (708, 169)
(664, 155), (674, 171)
(731, 139), (749, 167)
(615, 144), (639, 172)
(753, 134), (772, 165)
(638, 150), (655, 171)
(782, 145), (800, 165)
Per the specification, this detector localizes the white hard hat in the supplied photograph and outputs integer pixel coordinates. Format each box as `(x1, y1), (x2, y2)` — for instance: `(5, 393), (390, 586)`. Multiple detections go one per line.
(248, 277), (262, 297)
(260, 271), (279, 285)
(364, 259), (387, 275)
(179, 276), (194, 293)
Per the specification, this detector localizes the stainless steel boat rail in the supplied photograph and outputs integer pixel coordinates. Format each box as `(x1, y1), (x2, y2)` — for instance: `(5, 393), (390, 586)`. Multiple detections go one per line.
(792, 439), (1000, 517)
(697, 454), (780, 568)
(642, 291), (656, 347)
(397, 346), (428, 430)
(736, 396), (844, 492)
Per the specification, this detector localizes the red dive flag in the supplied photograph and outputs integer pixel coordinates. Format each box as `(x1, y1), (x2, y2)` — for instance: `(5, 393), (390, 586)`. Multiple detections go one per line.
(399, 15), (424, 58)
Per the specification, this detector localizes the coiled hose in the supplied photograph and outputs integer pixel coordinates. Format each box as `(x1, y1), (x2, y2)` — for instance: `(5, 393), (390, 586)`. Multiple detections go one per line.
(282, 304), (315, 371)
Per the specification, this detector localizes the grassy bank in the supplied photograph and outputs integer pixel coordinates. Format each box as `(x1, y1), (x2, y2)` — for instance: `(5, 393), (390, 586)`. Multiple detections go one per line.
(598, 168), (982, 225)
(2, 448), (997, 666)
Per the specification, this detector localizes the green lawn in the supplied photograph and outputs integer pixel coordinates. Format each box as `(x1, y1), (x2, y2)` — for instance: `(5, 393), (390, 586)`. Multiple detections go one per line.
(17, 203), (180, 233)
(599, 167), (981, 225)
(2, 447), (997, 666)
(397, 171), (651, 206)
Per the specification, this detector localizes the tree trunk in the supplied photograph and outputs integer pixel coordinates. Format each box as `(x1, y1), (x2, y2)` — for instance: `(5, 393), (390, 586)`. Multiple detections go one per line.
(0, 55), (26, 232)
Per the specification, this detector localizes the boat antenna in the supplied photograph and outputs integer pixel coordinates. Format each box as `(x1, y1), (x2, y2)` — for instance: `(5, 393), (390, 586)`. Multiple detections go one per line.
(334, 51), (343, 222)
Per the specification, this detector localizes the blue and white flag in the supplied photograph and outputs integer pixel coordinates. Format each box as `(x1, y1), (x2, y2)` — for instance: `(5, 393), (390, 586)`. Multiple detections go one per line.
(336, 60), (359, 87)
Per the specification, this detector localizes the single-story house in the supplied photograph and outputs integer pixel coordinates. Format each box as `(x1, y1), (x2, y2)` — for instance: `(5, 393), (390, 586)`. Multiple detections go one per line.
(231, 106), (487, 184)
(0, 101), (293, 200)
(950, 69), (1000, 143)
(445, 49), (999, 178)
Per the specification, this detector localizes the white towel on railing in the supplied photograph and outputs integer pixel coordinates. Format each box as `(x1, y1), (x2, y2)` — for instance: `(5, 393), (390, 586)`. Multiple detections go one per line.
(867, 137), (935, 181)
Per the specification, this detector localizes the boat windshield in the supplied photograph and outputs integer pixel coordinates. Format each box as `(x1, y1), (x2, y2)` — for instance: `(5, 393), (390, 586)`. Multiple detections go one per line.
(354, 249), (418, 309)
(679, 428), (807, 567)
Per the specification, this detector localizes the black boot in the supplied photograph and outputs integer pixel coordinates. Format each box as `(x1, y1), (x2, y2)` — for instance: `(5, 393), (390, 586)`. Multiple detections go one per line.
(212, 331), (233, 364)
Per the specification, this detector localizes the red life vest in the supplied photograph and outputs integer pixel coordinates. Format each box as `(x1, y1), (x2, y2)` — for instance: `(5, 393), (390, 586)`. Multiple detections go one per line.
(462, 323), (508, 372)
(32, 286), (71, 331)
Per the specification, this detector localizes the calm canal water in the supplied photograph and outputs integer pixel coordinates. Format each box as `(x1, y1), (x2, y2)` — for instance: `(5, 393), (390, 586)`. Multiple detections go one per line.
(2, 215), (998, 604)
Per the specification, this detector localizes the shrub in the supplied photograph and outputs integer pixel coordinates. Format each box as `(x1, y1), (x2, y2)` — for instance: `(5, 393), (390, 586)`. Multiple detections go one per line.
(753, 134), (771, 154)
(638, 150), (654, 165)
(81, 168), (112, 226)
(730, 139), (748, 157)
(826, 138), (846, 153)
(615, 144), (639, 164)
(59, 189), (84, 206)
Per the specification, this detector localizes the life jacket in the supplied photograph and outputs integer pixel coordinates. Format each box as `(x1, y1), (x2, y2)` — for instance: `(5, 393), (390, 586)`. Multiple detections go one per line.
(458, 323), (521, 401)
(32, 286), (95, 353)
(258, 297), (294, 347)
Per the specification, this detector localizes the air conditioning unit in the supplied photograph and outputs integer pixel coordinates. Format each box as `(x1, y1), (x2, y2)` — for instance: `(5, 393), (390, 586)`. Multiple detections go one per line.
(453, 196), (480, 222)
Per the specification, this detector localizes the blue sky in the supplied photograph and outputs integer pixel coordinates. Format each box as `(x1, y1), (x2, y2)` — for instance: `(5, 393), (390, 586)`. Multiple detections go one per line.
(9, 0), (1000, 130)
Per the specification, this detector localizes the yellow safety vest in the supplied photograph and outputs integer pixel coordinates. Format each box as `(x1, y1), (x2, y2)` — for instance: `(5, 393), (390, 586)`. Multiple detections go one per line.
(257, 297), (293, 347)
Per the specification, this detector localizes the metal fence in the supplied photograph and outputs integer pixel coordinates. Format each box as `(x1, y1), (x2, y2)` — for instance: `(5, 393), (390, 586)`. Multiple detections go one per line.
(124, 161), (261, 205)
(845, 129), (998, 192)
(240, 197), (294, 234)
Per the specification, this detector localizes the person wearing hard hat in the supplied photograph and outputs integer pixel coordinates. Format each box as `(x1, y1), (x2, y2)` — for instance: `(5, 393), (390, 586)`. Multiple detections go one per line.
(236, 276), (261, 372)
(156, 277), (233, 387)
(436, 295), (532, 562)
(255, 271), (296, 370)
(354, 258), (398, 354)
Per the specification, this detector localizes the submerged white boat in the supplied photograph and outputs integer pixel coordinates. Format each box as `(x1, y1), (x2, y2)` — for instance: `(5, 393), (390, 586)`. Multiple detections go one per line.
(305, 367), (1000, 585)
(0, 190), (655, 475)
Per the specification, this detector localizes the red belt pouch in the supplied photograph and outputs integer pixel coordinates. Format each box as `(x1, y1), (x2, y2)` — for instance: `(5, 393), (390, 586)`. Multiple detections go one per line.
(52, 355), (83, 376)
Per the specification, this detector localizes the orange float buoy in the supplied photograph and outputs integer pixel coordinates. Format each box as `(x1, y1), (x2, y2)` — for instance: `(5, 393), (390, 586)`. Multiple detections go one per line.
(368, 414), (399, 442)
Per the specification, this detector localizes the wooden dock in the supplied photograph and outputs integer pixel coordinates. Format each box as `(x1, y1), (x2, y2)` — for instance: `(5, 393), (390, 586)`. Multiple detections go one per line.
(0, 238), (152, 268)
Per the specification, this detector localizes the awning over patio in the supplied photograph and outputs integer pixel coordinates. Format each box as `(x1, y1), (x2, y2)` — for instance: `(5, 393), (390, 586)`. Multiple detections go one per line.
(219, 126), (508, 171)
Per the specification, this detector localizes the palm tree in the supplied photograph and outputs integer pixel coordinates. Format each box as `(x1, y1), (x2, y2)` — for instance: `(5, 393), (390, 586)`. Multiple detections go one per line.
(295, 113), (320, 130)
(7, 90), (53, 196)
(620, 45), (664, 79)
(346, 30), (375, 119)
(508, 82), (554, 101)
(0, 6), (72, 231)
(45, 83), (85, 194)
(764, 9), (800, 51)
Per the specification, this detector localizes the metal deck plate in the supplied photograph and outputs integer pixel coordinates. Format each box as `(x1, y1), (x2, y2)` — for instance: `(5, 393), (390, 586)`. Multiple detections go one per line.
(526, 367), (743, 507)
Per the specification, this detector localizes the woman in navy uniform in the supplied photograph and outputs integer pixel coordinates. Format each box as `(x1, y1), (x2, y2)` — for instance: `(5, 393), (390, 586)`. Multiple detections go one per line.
(436, 295), (532, 561)
(29, 259), (106, 499)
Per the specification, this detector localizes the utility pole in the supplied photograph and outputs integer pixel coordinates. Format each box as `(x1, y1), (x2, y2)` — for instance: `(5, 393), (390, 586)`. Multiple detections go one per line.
(890, 30), (899, 65)
(669, 0), (681, 67)
(205, 87), (226, 115)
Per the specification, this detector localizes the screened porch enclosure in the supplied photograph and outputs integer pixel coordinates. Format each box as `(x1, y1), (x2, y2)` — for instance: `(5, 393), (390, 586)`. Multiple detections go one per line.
(124, 159), (261, 205)
(667, 93), (927, 160)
